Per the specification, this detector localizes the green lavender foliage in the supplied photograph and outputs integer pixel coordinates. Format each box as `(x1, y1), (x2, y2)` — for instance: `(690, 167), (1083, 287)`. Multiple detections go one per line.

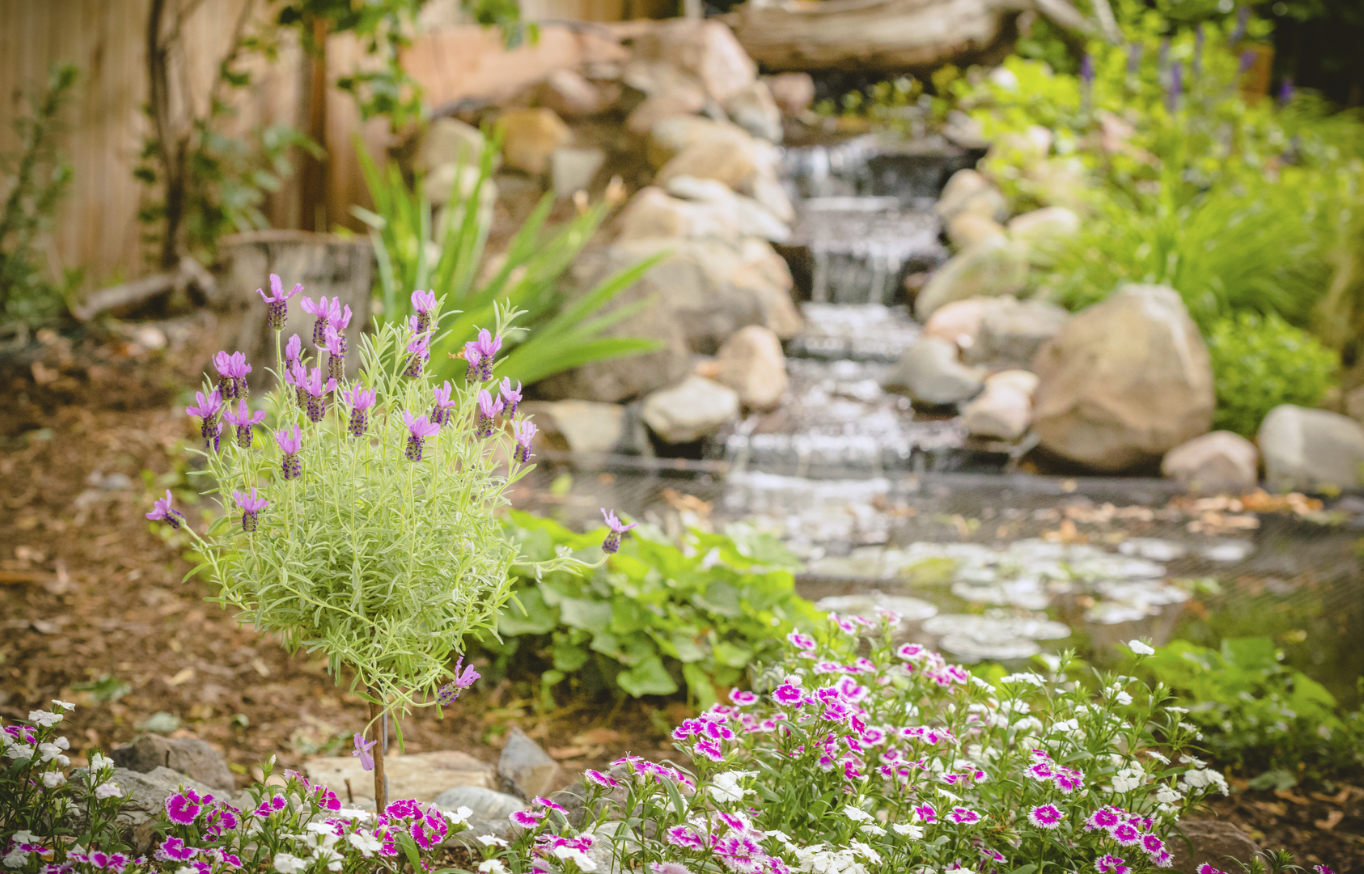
(185, 303), (582, 721)
(476, 512), (821, 708)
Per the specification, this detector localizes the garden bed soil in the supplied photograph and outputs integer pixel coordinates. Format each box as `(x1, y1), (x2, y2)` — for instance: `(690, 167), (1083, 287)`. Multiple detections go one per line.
(2, 323), (1362, 870)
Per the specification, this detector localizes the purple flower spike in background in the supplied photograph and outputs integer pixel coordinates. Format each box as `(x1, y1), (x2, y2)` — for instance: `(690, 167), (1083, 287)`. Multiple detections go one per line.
(438, 656), (481, 706)
(300, 295), (336, 346)
(222, 399), (266, 448)
(256, 274), (300, 330)
(404, 332), (430, 379)
(465, 328), (501, 382)
(145, 489), (185, 530)
(352, 732), (376, 771)
(187, 389), (223, 451)
(276, 426), (302, 480)
(303, 366), (336, 423)
(1193, 24), (1204, 77)
(1167, 61), (1183, 114)
(1231, 5), (1249, 43)
(499, 378), (522, 417)
(411, 289), (437, 333)
(512, 419), (536, 464)
(232, 487), (269, 533)
(1079, 53), (1094, 88)
(323, 326), (346, 382)
(1127, 42), (1142, 77)
(402, 411), (441, 461)
(1239, 49), (1257, 75)
(430, 382), (457, 427)
(286, 361), (309, 409)
(474, 390), (503, 438)
(600, 508), (636, 554)
(213, 351), (251, 400)
(1279, 77), (1294, 105)
(345, 386), (375, 438)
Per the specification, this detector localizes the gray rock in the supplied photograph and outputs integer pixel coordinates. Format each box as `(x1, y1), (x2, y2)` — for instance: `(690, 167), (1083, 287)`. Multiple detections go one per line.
(664, 176), (789, 242)
(962, 382), (1032, 441)
(1258, 405), (1364, 491)
(1169, 820), (1260, 874)
(883, 337), (984, 407)
(80, 767), (222, 851)
(547, 767), (631, 829)
(1032, 285), (1215, 472)
(419, 118), (487, 173)
(582, 821), (639, 874)
(523, 400), (628, 454)
(629, 19), (757, 104)
(724, 79), (782, 143)
(966, 298), (1070, 368)
(498, 726), (561, 800)
(537, 69), (605, 118)
(765, 72), (815, 116)
(914, 235), (1030, 319)
(551, 147), (606, 198)
(714, 324), (788, 411)
(1162, 431), (1259, 494)
(434, 785), (525, 846)
(945, 212), (1005, 249)
(936, 169), (1008, 223)
(643, 376), (740, 443)
(1007, 206), (1080, 250)
(111, 735), (235, 790)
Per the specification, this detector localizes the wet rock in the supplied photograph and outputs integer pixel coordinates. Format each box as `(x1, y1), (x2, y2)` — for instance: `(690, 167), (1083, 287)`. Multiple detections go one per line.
(883, 337), (983, 407)
(551, 147), (606, 197)
(724, 79), (782, 142)
(936, 169), (1008, 223)
(1161, 431), (1259, 494)
(630, 20), (757, 104)
(765, 72), (815, 116)
(538, 69), (605, 118)
(111, 735), (235, 791)
(1169, 821), (1260, 874)
(966, 298), (1070, 369)
(419, 118), (487, 172)
(1031, 284), (1215, 472)
(962, 381), (1032, 441)
(922, 297), (989, 351)
(1007, 206), (1080, 251)
(434, 785), (524, 845)
(946, 212), (1005, 249)
(715, 324), (788, 411)
(523, 400), (628, 454)
(499, 726), (561, 800)
(643, 375), (740, 442)
(304, 751), (495, 803)
(497, 108), (571, 176)
(914, 236), (1030, 320)
(1258, 405), (1364, 491)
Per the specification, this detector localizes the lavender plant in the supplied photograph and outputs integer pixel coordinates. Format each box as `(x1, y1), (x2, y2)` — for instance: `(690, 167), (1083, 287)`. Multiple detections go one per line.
(145, 278), (583, 807)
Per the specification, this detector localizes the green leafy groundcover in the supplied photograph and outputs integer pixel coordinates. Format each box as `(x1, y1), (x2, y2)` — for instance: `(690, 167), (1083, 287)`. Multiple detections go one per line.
(477, 511), (823, 708)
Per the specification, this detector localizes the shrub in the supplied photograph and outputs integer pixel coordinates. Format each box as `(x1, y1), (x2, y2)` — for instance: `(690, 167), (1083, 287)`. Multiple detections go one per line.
(479, 513), (822, 708)
(1205, 311), (1337, 437)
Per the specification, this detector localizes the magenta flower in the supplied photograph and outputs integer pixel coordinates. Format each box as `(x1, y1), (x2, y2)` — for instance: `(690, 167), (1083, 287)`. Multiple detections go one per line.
(411, 289), (437, 332)
(1026, 761), (1055, 781)
(1313, 868), (1336, 874)
(345, 385), (376, 438)
(1098, 855), (1130, 874)
(511, 419), (536, 463)
(252, 794), (286, 818)
(222, 399), (266, 449)
(730, 689), (758, 706)
(772, 684), (803, 706)
(213, 351), (251, 400)
(510, 810), (542, 828)
(787, 632), (816, 651)
(584, 769), (618, 789)
(499, 378), (522, 417)
(232, 487), (269, 533)
(430, 382), (457, 428)
(474, 389), (503, 438)
(276, 425), (302, 480)
(534, 796), (566, 813)
(402, 411), (441, 462)
(464, 328), (501, 382)
(600, 508), (636, 554)
(156, 836), (197, 861)
(186, 388), (224, 451)
(146, 489), (186, 530)
(256, 274), (301, 330)
(404, 332), (430, 379)
(1086, 807), (1123, 831)
(1111, 822), (1141, 845)
(438, 656), (481, 706)
(303, 365), (336, 423)
(665, 825), (706, 851)
(1054, 766), (1084, 793)
(914, 803), (937, 824)
(1141, 835), (1166, 856)
(164, 791), (203, 825)
(1028, 804), (1063, 829)
(896, 642), (927, 661)
(352, 732), (376, 771)
(322, 326), (346, 382)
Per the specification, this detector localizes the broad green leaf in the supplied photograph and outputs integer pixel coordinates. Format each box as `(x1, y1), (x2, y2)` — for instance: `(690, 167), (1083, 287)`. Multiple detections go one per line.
(561, 598), (613, 634)
(499, 588), (556, 636)
(617, 655), (678, 697)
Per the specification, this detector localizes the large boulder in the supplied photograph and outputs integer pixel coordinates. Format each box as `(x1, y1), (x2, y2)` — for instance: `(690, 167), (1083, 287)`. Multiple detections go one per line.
(945, 212), (1005, 249)
(966, 298), (1070, 369)
(522, 400), (630, 454)
(629, 20), (757, 104)
(914, 235), (1030, 319)
(1031, 285), (1215, 472)
(304, 750), (495, 804)
(110, 735), (234, 791)
(498, 726), (561, 800)
(435, 785), (525, 846)
(1258, 405), (1364, 491)
(714, 325), (788, 410)
(1161, 431), (1259, 494)
(883, 337), (984, 407)
(497, 108), (571, 176)
(642, 376), (740, 442)
(87, 767), (222, 851)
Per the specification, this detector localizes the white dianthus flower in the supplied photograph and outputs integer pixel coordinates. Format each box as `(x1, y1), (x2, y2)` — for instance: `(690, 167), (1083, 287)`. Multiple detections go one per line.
(892, 823), (924, 839)
(1127, 640), (1155, 656)
(42, 772), (66, 788)
(272, 853), (308, 874)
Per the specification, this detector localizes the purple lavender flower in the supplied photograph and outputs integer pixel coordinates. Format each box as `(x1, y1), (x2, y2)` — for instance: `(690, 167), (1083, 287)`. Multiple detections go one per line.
(1193, 24), (1205, 78)
(186, 389), (223, 451)
(1239, 49), (1258, 75)
(600, 508), (636, 554)
(404, 332), (430, 379)
(304, 365), (336, 424)
(276, 426), (302, 480)
(1168, 61), (1183, 113)
(464, 328), (502, 382)
(352, 732), (376, 771)
(512, 419), (536, 464)
(232, 487), (269, 533)
(403, 411), (441, 462)
(438, 657), (481, 706)
(256, 274), (301, 331)
(345, 385), (375, 438)
(499, 378), (522, 418)
(1230, 5), (1249, 43)
(1279, 76), (1294, 105)
(322, 325), (346, 382)
(300, 296), (339, 347)
(430, 381), (457, 428)
(474, 389), (503, 438)
(411, 289), (437, 333)
(221, 399), (266, 448)
(1128, 42), (1142, 77)
(284, 333), (303, 368)
(213, 351), (251, 400)
(145, 489), (185, 530)
(1079, 53), (1094, 88)
(286, 360), (309, 409)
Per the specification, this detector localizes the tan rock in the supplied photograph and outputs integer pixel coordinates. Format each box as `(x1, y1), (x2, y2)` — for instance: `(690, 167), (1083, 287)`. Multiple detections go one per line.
(625, 91), (708, 138)
(922, 298), (989, 350)
(715, 324), (789, 410)
(1161, 431), (1259, 494)
(521, 400), (626, 454)
(614, 186), (739, 241)
(630, 20), (757, 104)
(537, 69), (605, 118)
(305, 751), (496, 803)
(985, 369), (1039, 397)
(724, 79), (782, 142)
(936, 169), (1008, 223)
(946, 212), (1005, 249)
(656, 132), (763, 190)
(642, 375), (740, 443)
(765, 72), (815, 115)
(646, 115), (739, 168)
(420, 118), (486, 172)
(915, 236), (1030, 319)
(1007, 206), (1081, 248)
(550, 147), (606, 197)
(963, 382), (1032, 441)
(497, 108), (570, 176)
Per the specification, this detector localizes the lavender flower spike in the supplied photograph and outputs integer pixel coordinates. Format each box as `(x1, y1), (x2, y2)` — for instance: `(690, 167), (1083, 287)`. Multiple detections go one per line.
(145, 489), (186, 530)
(404, 332), (430, 379)
(232, 487), (269, 533)
(1168, 61), (1183, 114)
(256, 274), (301, 330)
(402, 411), (441, 462)
(1079, 53), (1094, 88)
(1239, 50), (1258, 75)
(323, 326), (346, 383)
(222, 399), (266, 449)
(430, 382), (457, 428)
(352, 733), (376, 771)
(1230, 5), (1249, 43)
(465, 328), (502, 382)
(438, 657), (481, 706)
(474, 390), (503, 438)
(499, 378), (523, 418)
(304, 366), (337, 424)
(1127, 42), (1142, 77)
(186, 389), (223, 452)
(284, 334), (303, 368)
(276, 426), (303, 480)
(1279, 77), (1294, 105)
(411, 289), (437, 333)
(286, 361), (309, 409)
(300, 295), (336, 346)
(345, 386), (376, 438)
(213, 351), (251, 400)
(512, 419), (536, 464)
(601, 508), (636, 554)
